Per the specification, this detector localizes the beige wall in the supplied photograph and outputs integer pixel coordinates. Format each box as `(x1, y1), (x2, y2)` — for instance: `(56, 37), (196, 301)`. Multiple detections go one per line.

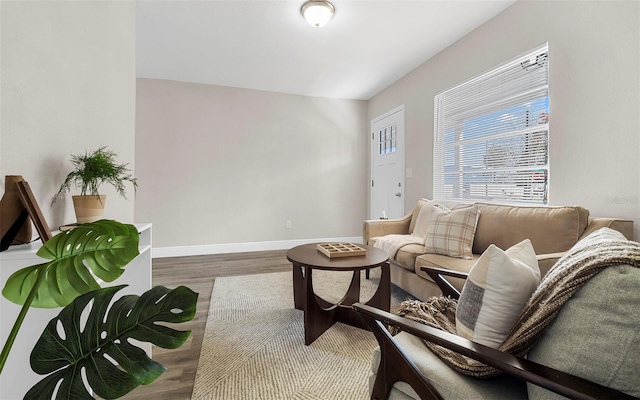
(135, 79), (368, 248)
(369, 0), (640, 239)
(0, 1), (136, 229)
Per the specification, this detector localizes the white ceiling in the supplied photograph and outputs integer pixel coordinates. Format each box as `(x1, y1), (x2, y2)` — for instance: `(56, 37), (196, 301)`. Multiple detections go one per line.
(136, 0), (517, 100)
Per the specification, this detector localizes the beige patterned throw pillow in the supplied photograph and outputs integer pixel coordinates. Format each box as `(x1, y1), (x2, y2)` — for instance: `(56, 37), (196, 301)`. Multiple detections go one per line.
(424, 204), (480, 259)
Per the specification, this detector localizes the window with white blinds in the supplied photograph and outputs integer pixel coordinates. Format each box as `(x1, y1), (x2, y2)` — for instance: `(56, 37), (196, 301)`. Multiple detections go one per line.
(433, 44), (549, 205)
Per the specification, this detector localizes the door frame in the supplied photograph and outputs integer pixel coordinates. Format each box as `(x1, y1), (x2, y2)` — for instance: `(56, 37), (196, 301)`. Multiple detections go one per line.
(370, 105), (405, 219)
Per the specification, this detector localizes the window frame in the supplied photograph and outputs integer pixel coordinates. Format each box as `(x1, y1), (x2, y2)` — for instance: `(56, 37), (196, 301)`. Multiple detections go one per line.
(433, 43), (550, 205)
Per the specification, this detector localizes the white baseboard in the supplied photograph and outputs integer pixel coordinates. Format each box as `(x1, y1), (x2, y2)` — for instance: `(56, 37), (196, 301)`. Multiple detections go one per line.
(152, 236), (363, 258)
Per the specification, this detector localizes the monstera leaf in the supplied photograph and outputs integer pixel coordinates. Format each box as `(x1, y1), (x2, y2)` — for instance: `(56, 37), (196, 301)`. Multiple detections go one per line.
(2, 220), (139, 308)
(25, 284), (198, 400)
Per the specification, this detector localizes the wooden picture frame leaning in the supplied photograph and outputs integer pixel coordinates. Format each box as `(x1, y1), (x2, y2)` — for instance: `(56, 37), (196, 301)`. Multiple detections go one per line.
(15, 180), (53, 244)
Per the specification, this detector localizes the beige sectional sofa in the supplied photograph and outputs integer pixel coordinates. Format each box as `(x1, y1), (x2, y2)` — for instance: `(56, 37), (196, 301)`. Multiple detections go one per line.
(364, 199), (634, 300)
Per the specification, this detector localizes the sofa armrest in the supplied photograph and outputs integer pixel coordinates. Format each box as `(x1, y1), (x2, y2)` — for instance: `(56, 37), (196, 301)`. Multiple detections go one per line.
(420, 266), (468, 299)
(581, 218), (634, 241)
(352, 303), (637, 400)
(363, 214), (412, 244)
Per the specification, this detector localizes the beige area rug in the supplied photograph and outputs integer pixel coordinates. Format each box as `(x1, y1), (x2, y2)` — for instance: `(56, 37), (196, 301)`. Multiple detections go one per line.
(191, 269), (414, 400)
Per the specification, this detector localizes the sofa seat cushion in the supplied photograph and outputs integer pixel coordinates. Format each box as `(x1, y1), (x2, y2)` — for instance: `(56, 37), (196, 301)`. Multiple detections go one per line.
(536, 253), (564, 278)
(415, 253), (479, 292)
(369, 237), (424, 271)
(473, 203), (589, 255)
(371, 332), (527, 400)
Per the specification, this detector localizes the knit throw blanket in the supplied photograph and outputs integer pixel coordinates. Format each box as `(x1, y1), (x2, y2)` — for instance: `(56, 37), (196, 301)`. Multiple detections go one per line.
(392, 239), (640, 378)
(374, 234), (424, 259)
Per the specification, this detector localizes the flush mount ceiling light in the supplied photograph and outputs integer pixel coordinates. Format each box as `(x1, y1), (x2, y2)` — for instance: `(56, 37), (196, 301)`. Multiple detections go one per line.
(301, 0), (335, 28)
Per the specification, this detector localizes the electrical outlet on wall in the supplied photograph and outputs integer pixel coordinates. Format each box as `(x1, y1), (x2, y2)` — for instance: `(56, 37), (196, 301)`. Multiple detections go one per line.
(286, 220), (292, 229)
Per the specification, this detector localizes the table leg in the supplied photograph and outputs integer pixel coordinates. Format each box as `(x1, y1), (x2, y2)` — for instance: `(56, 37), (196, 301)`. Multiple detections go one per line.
(365, 262), (391, 312)
(304, 268), (337, 345)
(292, 263), (304, 310)
(340, 270), (361, 305)
(334, 264), (391, 330)
(295, 262), (391, 345)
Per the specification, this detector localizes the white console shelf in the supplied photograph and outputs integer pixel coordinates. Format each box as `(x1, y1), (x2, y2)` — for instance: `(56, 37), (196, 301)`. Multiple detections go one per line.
(0, 223), (152, 400)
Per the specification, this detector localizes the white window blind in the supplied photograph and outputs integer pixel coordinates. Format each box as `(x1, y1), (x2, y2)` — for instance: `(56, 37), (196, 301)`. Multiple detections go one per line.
(433, 44), (549, 205)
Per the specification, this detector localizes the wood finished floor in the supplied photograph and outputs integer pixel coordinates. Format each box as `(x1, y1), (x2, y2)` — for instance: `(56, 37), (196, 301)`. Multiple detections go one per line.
(120, 250), (292, 400)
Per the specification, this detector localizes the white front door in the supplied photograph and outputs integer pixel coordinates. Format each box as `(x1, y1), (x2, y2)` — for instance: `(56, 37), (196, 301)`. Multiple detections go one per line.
(371, 106), (405, 220)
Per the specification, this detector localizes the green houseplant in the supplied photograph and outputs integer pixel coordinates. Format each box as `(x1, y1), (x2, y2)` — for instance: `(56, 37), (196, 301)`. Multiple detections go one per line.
(0, 220), (198, 399)
(52, 146), (138, 224)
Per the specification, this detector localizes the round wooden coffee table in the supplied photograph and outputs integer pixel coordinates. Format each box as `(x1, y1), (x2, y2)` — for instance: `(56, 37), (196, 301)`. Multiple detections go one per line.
(286, 243), (390, 345)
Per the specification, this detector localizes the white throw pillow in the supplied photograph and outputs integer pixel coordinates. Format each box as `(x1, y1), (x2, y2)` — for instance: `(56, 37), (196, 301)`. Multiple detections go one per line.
(411, 201), (447, 240)
(455, 239), (541, 348)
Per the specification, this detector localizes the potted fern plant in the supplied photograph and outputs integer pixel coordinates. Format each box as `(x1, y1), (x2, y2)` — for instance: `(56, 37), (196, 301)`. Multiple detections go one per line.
(52, 146), (138, 224)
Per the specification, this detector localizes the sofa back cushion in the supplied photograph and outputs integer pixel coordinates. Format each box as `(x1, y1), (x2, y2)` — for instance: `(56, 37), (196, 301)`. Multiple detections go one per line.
(472, 203), (589, 255)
